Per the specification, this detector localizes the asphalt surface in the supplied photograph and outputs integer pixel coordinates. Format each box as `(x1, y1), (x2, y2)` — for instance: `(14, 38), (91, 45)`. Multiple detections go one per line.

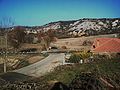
(14, 53), (65, 77)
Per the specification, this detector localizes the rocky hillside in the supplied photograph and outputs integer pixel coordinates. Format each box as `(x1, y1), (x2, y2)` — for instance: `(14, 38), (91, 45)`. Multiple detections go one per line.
(2, 18), (120, 37)
(35, 18), (120, 36)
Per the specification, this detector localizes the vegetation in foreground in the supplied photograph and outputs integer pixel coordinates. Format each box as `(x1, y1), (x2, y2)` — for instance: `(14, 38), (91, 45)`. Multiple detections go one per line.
(0, 54), (120, 90)
(43, 55), (120, 87)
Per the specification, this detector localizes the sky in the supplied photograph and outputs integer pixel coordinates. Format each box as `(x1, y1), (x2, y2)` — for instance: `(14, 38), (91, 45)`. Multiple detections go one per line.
(0, 0), (120, 26)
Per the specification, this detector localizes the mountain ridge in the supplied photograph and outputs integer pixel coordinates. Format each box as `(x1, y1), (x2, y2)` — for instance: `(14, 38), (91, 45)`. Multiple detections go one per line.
(1, 18), (120, 36)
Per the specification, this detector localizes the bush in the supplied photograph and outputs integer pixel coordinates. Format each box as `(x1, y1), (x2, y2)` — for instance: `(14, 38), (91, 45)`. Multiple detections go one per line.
(69, 73), (104, 90)
(61, 46), (67, 49)
(79, 51), (92, 60)
(69, 54), (82, 63)
(82, 40), (92, 46)
(68, 51), (92, 63)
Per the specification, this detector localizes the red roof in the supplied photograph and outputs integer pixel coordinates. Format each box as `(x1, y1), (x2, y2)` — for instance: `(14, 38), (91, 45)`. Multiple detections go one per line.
(92, 38), (120, 53)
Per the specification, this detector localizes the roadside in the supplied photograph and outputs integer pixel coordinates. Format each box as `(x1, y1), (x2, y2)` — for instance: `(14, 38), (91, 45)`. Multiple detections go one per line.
(0, 53), (46, 73)
(14, 53), (65, 77)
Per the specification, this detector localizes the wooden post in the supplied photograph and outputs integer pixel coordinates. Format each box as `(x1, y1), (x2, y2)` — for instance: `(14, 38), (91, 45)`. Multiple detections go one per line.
(4, 33), (7, 73)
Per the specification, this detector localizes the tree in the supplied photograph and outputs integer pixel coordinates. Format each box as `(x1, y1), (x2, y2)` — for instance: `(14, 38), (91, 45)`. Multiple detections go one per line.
(37, 29), (56, 50)
(61, 46), (67, 49)
(47, 29), (56, 42)
(25, 33), (34, 43)
(0, 17), (14, 73)
(8, 26), (26, 49)
(69, 53), (82, 63)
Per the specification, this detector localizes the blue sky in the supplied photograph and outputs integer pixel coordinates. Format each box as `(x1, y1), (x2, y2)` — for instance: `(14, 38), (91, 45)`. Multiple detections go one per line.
(0, 0), (120, 26)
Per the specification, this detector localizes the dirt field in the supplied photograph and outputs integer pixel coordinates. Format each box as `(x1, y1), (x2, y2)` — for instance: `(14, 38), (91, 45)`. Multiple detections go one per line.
(0, 54), (45, 73)
(20, 43), (42, 51)
(0, 36), (7, 48)
(27, 55), (44, 64)
(52, 34), (116, 51)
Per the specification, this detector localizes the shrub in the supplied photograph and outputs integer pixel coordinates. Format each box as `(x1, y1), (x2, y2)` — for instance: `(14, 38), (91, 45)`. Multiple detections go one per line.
(61, 46), (67, 49)
(69, 53), (82, 63)
(82, 40), (92, 46)
(79, 51), (92, 60)
(69, 73), (104, 90)
(68, 51), (92, 63)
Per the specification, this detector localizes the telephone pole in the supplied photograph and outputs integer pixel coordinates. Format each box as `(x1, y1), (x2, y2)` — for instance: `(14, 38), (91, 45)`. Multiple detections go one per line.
(4, 33), (7, 73)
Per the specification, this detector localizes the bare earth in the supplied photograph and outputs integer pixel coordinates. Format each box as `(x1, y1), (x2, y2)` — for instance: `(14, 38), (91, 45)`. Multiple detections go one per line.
(20, 43), (42, 51)
(52, 34), (116, 50)
(27, 55), (44, 64)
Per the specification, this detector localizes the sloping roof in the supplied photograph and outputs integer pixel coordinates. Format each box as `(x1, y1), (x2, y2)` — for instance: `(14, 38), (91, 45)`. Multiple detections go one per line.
(92, 38), (120, 53)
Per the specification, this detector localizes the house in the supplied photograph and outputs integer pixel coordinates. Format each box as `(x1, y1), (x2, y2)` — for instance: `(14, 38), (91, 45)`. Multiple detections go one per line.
(91, 38), (120, 54)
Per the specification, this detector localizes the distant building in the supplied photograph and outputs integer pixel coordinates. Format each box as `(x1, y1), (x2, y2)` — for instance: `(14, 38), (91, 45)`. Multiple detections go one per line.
(91, 38), (120, 54)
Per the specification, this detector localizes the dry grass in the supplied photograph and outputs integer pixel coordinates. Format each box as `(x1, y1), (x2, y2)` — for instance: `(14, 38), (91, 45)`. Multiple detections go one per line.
(20, 43), (42, 51)
(0, 54), (45, 72)
(27, 55), (44, 64)
(52, 34), (116, 50)
(0, 36), (7, 48)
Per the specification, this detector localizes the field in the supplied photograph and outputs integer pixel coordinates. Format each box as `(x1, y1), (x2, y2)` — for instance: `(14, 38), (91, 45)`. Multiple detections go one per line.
(20, 43), (42, 51)
(0, 36), (6, 48)
(52, 34), (116, 50)
(0, 36), (42, 51)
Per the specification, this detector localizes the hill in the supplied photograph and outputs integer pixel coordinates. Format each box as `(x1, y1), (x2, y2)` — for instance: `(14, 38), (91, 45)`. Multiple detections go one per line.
(24, 18), (120, 37)
(1, 18), (120, 38)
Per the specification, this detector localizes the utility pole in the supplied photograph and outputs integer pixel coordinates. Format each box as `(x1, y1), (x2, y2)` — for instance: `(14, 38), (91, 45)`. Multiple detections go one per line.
(0, 37), (2, 47)
(4, 33), (7, 73)
(0, 37), (2, 67)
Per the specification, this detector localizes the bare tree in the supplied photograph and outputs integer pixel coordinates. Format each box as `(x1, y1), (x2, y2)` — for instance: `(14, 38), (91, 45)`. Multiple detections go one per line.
(0, 17), (14, 73)
(8, 26), (26, 49)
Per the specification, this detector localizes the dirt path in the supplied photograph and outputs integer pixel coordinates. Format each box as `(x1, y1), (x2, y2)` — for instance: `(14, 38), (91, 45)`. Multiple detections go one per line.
(14, 53), (65, 77)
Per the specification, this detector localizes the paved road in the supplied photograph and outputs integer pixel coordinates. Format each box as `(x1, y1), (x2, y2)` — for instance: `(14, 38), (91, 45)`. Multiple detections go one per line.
(14, 53), (65, 77)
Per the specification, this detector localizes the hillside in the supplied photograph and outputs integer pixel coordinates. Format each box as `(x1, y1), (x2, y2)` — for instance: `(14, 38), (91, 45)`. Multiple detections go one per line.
(24, 18), (120, 37)
(1, 18), (120, 40)
(1, 18), (120, 37)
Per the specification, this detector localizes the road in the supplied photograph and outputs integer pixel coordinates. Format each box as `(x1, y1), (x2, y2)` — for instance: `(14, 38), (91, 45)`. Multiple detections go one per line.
(14, 53), (65, 77)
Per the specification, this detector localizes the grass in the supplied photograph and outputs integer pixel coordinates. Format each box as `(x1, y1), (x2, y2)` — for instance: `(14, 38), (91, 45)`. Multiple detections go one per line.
(40, 56), (120, 88)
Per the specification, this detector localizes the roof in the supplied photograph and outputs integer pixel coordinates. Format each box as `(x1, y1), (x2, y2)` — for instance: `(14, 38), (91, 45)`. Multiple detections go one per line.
(92, 38), (120, 53)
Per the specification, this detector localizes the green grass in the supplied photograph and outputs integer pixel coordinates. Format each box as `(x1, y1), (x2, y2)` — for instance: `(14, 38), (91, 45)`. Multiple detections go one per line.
(40, 57), (120, 87)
